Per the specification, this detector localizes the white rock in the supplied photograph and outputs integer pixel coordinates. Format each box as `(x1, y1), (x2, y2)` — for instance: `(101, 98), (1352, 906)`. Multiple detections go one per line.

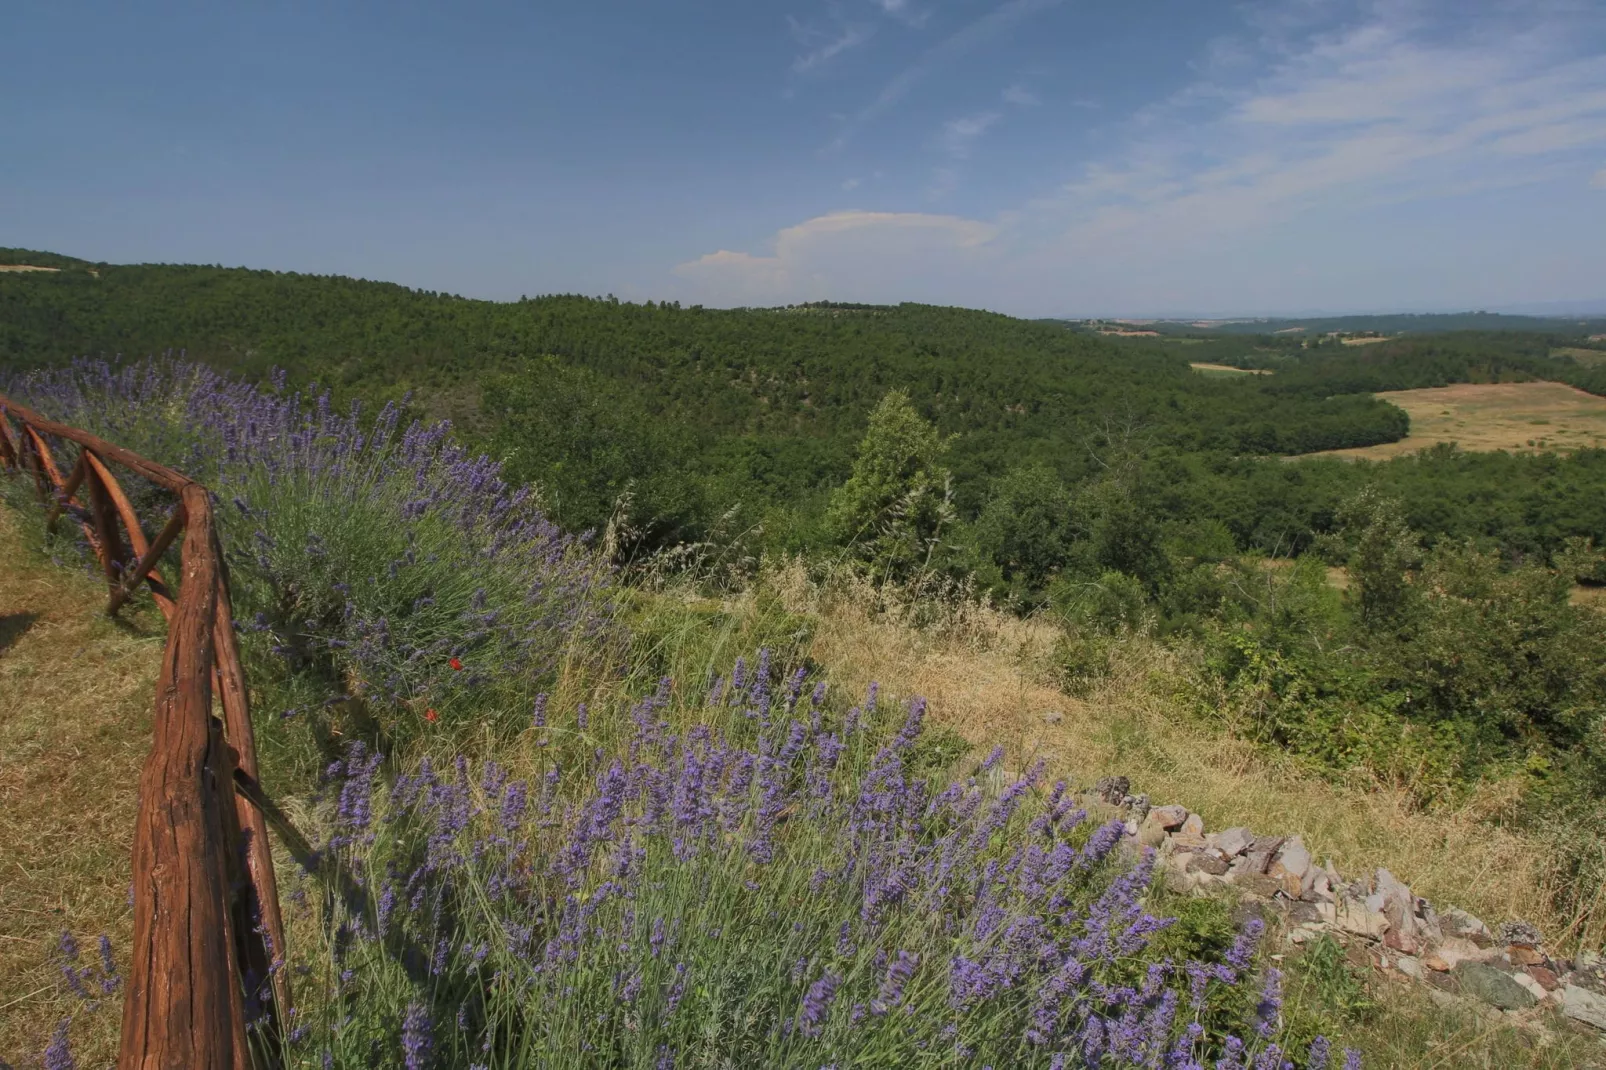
(1560, 984), (1606, 1031)
(1275, 837), (1313, 881)
(1511, 971), (1547, 1002)
(1213, 827), (1254, 857)
(1396, 955), (1425, 980)
(1334, 900), (1390, 939)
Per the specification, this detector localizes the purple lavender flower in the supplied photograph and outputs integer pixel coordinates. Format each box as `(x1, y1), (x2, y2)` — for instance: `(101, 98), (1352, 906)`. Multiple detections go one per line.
(402, 1000), (434, 1070)
(1225, 918), (1265, 974)
(1306, 1037), (1331, 1070)
(667, 962), (689, 1013)
(97, 933), (120, 994)
(1254, 967), (1283, 1039)
(800, 970), (842, 1037)
(43, 1019), (75, 1070)
(874, 950), (919, 1014)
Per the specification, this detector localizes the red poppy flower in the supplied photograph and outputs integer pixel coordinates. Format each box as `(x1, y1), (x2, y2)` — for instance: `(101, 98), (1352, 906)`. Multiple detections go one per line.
(449, 657), (464, 671)
(424, 708), (439, 723)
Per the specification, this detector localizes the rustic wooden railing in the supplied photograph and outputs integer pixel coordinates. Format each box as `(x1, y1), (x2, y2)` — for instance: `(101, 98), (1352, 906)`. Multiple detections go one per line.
(0, 393), (290, 1069)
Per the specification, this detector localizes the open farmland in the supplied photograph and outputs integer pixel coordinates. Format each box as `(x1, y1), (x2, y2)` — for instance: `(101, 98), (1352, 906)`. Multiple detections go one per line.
(1189, 361), (1272, 375)
(1312, 381), (1606, 458)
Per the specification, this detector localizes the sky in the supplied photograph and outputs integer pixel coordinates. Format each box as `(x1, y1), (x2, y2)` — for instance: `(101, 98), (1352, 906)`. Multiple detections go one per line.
(3, 0), (1605, 317)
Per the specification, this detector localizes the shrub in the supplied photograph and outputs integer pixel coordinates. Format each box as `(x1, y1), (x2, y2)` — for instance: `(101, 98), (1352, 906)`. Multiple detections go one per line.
(277, 657), (1347, 1068)
(4, 358), (614, 769)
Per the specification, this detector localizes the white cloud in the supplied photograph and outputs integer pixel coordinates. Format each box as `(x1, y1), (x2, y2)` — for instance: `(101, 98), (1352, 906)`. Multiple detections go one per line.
(673, 210), (1000, 305)
(1043, 13), (1606, 249)
(842, 176), (862, 190)
(690, 5), (1606, 314)
(1002, 82), (1040, 107)
(828, 0), (1064, 151)
(873, 0), (929, 27)
(940, 112), (1001, 158)
(790, 18), (875, 74)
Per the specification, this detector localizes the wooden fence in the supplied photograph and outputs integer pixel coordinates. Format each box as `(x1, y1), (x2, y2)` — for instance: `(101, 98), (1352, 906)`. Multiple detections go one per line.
(0, 393), (290, 1069)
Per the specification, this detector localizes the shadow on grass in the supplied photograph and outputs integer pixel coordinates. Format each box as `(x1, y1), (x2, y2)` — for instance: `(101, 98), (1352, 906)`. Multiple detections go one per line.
(0, 611), (39, 655)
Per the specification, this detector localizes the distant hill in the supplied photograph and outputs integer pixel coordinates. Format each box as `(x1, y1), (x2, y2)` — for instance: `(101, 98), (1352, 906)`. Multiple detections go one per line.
(1059, 311), (1606, 337)
(0, 248), (98, 272)
(0, 251), (1421, 536)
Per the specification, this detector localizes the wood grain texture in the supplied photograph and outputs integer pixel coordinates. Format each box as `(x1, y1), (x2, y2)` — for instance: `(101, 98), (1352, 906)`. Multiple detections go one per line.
(118, 486), (245, 1070)
(3, 394), (294, 1068)
(212, 539), (293, 1032)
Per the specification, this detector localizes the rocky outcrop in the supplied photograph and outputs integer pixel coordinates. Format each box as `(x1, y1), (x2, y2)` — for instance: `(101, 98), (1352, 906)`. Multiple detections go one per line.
(1098, 785), (1606, 1038)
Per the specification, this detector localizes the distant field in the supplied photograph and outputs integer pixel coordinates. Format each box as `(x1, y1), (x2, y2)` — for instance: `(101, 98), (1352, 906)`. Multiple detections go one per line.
(1312, 381), (1606, 459)
(1552, 346), (1606, 365)
(1340, 335), (1390, 346)
(0, 264), (59, 273)
(1189, 362), (1272, 376)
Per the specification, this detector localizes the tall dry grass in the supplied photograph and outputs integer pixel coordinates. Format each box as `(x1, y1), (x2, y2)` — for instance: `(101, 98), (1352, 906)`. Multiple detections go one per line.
(0, 506), (161, 1065)
(757, 560), (1577, 947)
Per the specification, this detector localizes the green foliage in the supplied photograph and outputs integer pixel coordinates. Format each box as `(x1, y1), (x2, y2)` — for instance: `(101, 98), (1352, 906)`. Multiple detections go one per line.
(12, 259), (1606, 567)
(1197, 529), (1606, 804)
(826, 390), (957, 579)
(485, 358), (704, 542)
(1053, 570), (1152, 635)
(1335, 489), (1421, 631)
(972, 461), (1078, 602)
(1280, 934), (1380, 1060)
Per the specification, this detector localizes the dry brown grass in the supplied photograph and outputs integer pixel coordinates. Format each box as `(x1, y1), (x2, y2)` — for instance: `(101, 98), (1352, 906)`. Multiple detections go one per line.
(1189, 362), (1272, 376)
(758, 563), (1569, 946)
(0, 264), (60, 274)
(0, 505), (162, 1065)
(1314, 381), (1606, 459)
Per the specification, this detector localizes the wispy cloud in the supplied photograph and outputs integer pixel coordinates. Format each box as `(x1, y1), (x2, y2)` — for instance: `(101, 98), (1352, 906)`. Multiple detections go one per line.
(789, 17), (875, 74)
(686, 4), (1606, 313)
(827, 0), (1065, 152)
(1002, 82), (1040, 107)
(842, 176), (862, 190)
(940, 112), (1001, 158)
(873, 0), (930, 28)
(1045, 9), (1606, 247)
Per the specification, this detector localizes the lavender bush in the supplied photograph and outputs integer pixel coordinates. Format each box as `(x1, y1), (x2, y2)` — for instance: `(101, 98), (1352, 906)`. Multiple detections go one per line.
(3, 358), (613, 756)
(277, 655), (1348, 1068)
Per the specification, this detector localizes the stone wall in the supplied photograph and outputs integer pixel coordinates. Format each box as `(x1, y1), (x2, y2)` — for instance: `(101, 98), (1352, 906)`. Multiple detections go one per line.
(1089, 775), (1606, 1038)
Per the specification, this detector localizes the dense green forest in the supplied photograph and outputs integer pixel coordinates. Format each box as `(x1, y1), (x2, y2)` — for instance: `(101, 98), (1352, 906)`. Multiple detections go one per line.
(5, 248), (1606, 585)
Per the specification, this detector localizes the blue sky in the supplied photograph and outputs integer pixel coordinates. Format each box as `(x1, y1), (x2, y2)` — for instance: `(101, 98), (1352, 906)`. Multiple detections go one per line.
(3, 1), (1604, 316)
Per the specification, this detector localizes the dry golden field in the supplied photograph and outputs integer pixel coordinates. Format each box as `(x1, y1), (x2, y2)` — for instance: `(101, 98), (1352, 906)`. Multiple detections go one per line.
(1314, 381), (1606, 459)
(1189, 362), (1272, 376)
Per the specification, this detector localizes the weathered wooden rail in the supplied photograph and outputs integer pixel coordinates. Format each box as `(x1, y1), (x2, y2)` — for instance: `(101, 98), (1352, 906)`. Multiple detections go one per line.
(0, 393), (289, 1069)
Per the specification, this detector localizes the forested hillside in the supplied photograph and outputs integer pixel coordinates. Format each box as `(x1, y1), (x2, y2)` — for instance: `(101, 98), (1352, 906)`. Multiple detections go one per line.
(4, 250), (1606, 578)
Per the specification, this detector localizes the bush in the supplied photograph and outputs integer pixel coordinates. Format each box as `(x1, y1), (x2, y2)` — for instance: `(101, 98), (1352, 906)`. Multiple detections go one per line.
(279, 657), (1348, 1068)
(4, 358), (614, 774)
